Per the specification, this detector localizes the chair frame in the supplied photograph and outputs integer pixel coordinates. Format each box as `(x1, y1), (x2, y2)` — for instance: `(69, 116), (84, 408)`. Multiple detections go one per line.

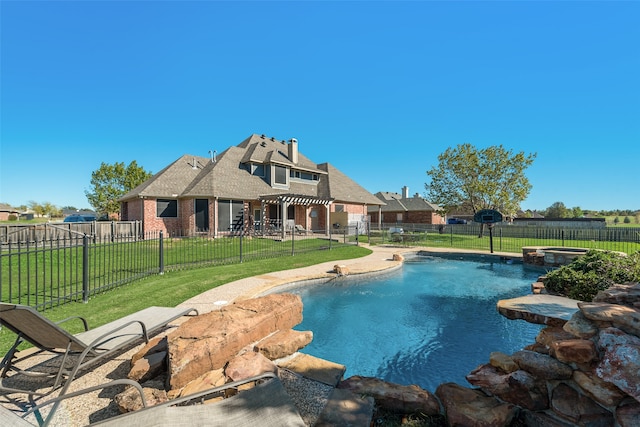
(0, 303), (197, 398)
(92, 372), (306, 427)
(2, 379), (147, 427)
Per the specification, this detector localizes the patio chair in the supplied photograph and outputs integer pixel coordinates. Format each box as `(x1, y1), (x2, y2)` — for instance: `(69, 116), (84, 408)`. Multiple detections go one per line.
(92, 372), (306, 427)
(1, 379), (147, 427)
(294, 224), (310, 235)
(0, 303), (198, 398)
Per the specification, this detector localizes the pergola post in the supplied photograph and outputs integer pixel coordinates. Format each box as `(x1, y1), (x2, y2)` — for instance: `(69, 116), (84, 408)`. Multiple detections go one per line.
(281, 200), (288, 240)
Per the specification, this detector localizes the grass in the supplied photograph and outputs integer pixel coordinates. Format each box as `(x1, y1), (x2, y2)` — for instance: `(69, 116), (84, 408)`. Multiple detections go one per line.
(0, 245), (372, 355)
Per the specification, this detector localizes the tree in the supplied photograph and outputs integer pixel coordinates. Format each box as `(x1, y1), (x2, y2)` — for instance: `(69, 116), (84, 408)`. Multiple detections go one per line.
(85, 161), (152, 217)
(571, 206), (583, 218)
(545, 202), (570, 218)
(425, 144), (536, 221)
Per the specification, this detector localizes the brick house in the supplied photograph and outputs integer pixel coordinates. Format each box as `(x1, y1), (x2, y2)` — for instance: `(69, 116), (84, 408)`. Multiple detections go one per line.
(370, 186), (444, 225)
(119, 134), (384, 236)
(0, 204), (20, 221)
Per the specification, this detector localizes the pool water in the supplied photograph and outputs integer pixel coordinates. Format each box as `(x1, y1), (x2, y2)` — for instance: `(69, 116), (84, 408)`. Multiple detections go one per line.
(290, 254), (543, 392)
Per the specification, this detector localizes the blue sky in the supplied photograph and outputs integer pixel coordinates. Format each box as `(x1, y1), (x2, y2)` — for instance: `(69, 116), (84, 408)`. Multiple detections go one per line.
(1, 1), (639, 212)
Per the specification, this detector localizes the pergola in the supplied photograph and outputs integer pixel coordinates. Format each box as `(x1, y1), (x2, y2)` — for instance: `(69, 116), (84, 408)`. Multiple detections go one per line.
(259, 194), (333, 238)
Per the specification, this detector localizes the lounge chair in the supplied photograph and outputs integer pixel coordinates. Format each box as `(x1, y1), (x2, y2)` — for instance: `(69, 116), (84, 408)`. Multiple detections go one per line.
(0, 303), (198, 398)
(294, 224), (310, 235)
(92, 372), (306, 427)
(1, 379), (147, 427)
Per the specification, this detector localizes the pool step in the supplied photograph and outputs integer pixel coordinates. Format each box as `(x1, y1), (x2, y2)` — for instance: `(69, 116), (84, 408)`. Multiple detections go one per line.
(278, 352), (346, 386)
(315, 387), (375, 427)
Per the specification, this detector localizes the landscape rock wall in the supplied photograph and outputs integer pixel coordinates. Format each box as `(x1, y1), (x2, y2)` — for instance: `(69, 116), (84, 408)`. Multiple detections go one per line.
(463, 282), (640, 426)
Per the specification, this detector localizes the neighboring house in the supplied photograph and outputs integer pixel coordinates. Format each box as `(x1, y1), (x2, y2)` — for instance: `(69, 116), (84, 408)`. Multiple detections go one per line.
(119, 134), (384, 236)
(0, 204), (20, 221)
(370, 187), (444, 225)
(516, 209), (545, 219)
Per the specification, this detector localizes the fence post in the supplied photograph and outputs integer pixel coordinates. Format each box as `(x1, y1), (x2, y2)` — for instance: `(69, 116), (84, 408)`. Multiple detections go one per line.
(329, 225), (332, 250)
(450, 226), (453, 247)
(561, 229), (565, 247)
(355, 224), (359, 246)
(291, 228), (295, 256)
(240, 229), (244, 263)
(159, 231), (165, 274)
(82, 234), (89, 303)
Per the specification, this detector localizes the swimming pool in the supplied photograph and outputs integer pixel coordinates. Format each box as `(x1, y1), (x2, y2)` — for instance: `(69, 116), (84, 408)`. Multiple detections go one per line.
(289, 253), (543, 392)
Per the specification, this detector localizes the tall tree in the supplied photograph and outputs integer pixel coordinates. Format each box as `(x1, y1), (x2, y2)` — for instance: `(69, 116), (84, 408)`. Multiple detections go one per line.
(425, 144), (536, 220)
(545, 201), (570, 218)
(85, 161), (152, 217)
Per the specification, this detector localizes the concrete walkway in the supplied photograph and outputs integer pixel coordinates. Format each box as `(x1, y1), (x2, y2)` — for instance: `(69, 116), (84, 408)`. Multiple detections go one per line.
(177, 245), (410, 314)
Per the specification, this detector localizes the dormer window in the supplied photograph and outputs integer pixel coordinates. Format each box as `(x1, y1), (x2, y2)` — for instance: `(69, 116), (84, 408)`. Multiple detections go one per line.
(251, 163), (265, 177)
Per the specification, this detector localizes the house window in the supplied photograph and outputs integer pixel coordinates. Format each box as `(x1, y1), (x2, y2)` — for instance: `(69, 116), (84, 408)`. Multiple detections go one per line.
(396, 213), (403, 223)
(274, 165), (287, 185)
(251, 164), (265, 177)
(157, 199), (178, 218)
(218, 200), (244, 232)
(290, 170), (320, 182)
(334, 204), (344, 212)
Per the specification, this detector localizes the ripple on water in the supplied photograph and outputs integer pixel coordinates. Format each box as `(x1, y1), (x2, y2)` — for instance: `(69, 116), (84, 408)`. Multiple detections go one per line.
(290, 255), (543, 391)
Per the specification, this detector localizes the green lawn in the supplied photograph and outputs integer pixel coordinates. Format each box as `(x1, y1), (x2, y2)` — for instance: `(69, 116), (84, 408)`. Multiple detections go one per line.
(0, 245), (372, 355)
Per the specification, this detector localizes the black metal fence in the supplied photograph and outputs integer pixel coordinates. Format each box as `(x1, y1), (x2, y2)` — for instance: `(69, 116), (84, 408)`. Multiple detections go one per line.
(367, 223), (640, 255)
(3, 222), (639, 311)
(0, 227), (353, 311)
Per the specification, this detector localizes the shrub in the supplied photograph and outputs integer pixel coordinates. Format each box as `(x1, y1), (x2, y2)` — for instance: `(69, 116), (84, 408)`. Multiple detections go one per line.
(544, 250), (640, 301)
(8, 214), (17, 221)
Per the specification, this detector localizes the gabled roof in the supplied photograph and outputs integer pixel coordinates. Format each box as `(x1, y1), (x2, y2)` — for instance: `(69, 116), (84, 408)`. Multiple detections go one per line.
(0, 203), (19, 213)
(318, 163), (384, 206)
(121, 134), (383, 206)
(374, 192), (440, 212)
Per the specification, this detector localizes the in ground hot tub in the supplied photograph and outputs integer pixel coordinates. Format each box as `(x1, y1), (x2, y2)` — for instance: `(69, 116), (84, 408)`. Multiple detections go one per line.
(522, 246), (589, 268)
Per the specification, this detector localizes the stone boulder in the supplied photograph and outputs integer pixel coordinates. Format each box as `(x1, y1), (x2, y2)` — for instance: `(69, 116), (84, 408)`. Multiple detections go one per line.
(177, 368), (225, 399)
(435, 382), (518, 427)
(338, 376), (440, 416)
(225, 351), (278, 382)
(333, 264), (349, 276)
(166, 293), (303, 390)
(595, 327), (640, 401)
(467, 365), (548, 411)
(550, 383), (614, 426)
(593, 282), (640, 307)
(579, 302), (640, 337)
(616, 398), (640, 427)
(254, 329), (313, 360)
(131, 336), (167, 365)
(572, 370), (625, 408)
(115, 381), (168, 413)
(551, 339), (597, 365)
(128, 350), (167, 383)
(466, 364), (512, 396)
(392, 253), (404, 262)
(512, 350), (573, 380)
(489, 351), (519, 373)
